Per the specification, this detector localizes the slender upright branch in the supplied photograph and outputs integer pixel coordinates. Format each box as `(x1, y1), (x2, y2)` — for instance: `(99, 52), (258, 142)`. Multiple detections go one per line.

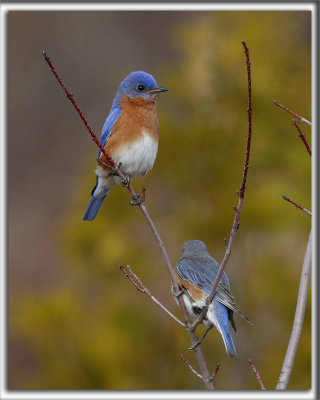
(273, 100), (312, 126)
(276, 230), (312, 390)
(43, 51), (213, 389)
(191, 40), (253, 331)
(249, 358), (266, 390)
(292, 120), (312, 156)
(282, 195), (311, 216)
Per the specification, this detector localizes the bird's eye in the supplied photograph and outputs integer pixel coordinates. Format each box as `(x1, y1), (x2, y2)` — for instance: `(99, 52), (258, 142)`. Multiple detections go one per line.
(136, 84), (145, 92)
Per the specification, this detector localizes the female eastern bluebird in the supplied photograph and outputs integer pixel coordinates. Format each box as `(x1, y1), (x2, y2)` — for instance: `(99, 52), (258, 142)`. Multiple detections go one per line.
(174, 240), (252, 359)
(83, 71), (167, 221)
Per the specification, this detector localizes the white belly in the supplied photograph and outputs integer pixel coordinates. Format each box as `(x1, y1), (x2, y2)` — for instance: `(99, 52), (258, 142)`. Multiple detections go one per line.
(113, 130), (158, 178)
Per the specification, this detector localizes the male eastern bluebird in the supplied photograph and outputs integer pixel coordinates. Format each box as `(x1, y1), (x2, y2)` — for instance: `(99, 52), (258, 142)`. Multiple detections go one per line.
(83, 71), (167, 221)
(174, 240), (252, 359)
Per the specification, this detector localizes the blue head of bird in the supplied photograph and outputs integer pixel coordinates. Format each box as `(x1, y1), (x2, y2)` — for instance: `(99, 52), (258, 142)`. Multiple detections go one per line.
(117, 71), (168, 100)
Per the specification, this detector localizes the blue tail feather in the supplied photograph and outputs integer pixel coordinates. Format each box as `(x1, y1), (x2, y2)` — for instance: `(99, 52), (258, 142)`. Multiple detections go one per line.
(209, 301), (238, 359)
(82, 195), (106, 221)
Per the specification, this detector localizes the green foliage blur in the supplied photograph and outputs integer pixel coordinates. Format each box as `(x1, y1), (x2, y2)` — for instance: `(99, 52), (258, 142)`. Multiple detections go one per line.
(10, 11), (311, 390)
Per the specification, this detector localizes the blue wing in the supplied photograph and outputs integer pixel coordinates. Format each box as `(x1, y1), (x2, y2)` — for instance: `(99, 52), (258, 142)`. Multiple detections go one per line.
(177, 258), (252, 324)
(177, 258), (230, 294)
(98, 96), (122, 157)
(82, 98), (122, 221)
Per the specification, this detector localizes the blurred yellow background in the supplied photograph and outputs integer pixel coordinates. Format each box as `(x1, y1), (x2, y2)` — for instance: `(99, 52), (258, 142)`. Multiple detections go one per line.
(8, 10), (311, 390)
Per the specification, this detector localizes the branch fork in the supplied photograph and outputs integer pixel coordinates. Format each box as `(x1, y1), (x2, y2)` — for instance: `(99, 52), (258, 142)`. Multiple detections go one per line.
(180, 354), (220, 383)
(43, 42), (254, 389)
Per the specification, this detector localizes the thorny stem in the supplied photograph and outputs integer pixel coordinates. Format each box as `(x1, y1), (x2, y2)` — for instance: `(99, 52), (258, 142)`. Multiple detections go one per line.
(273, 100), (312, 126)
(191, 40), (253, 331)
(249, 358), (266, 390)
(43, 50), (213, 389)
(282, 195), (311, 216)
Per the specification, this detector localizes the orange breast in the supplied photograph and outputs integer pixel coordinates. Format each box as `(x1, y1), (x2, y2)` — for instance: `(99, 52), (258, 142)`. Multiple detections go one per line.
(100, 95), (159, 165)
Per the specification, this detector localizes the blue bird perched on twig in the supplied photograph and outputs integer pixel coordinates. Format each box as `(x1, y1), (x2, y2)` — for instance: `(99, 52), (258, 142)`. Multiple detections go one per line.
(174, 240), (253, 359)
(83, 71), (167, 221)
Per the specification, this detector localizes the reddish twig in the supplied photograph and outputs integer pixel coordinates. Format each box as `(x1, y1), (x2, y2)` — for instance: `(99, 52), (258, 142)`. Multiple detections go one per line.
(191, 40), (253, 332)
(282, 195), (311, 216)
(292, 120), (312, 156)
(239, 40), (252, 199)
(273, 100), (312, 126)
(120, 265), (184, 327)
(180, 354), (220, 382)
(210, 362), (221, 380)
(119, 264), (145, 293)
(249, 358), (266, 390)
(43, 51), (115, 169)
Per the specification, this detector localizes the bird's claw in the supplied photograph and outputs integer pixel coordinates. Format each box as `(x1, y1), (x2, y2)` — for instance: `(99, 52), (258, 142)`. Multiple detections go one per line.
(173, 289), (183, 300)
(129, 194), (141, 206)
(189, 339), (202, 351)
(121, 175), (130, 188)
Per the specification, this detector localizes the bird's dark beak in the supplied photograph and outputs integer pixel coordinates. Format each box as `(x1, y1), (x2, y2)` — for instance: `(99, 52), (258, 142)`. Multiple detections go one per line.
(147, 87), (168, 94)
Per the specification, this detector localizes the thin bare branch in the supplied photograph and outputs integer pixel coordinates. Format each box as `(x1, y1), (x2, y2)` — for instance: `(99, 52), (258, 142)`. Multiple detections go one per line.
(282, 195), (311, 216)
(191, 40), (253, 331)
(273, 100), (312, 126)
(276, 230), (312, 390)
(292, 120), (312, 156)
(180, 354), (203, 380)
(120, 265), (184, 327)
(248, 358), (266, 390)
(43, 51), (213, 389)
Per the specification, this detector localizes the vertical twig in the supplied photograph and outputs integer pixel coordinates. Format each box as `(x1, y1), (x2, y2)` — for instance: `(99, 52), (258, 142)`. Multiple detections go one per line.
(191, 40), (253, 331)
(276, 230), (312, 390)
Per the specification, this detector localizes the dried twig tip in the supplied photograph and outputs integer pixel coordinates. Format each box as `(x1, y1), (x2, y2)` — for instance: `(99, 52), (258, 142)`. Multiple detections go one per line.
(282, 195), (311, 216)
(248, 358), (266, 390)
